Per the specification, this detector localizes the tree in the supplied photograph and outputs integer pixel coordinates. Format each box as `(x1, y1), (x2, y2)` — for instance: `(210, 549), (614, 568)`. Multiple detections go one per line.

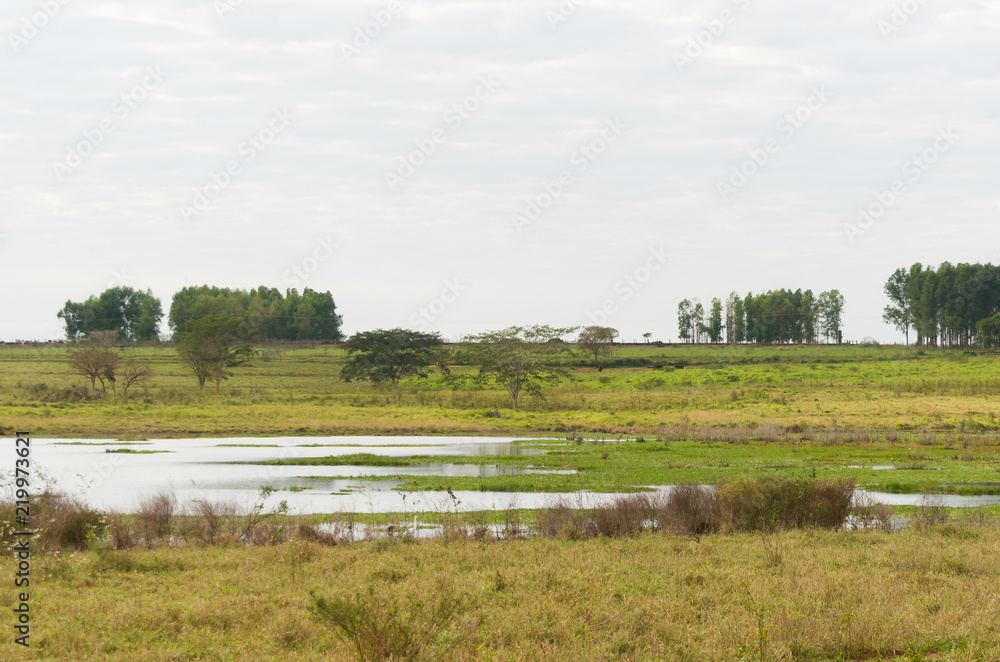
(577, 326), (618, 365)
(168, 285), (342, 341)
(121, 360), (154, 394)
(708, 298), (723, 343)
(677, 299), (693, 343)
(69, 347), (119, 395)
(882, 268), (911, 344)
(976, 313), (1000, 348)
(817, 290), (845, 343)
(462, 325), (578, 409)
(340, 328), (443, 397)
(692, 300), (706, 343)
(58, 287), (163, 341)
(176, 317), (255, 392)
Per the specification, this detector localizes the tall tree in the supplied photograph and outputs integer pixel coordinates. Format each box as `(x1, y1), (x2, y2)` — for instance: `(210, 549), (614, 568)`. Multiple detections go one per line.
(168, 285), (342, 341)
(708, 298), (723, 343)
(58, 287), (163, 341)
(817, 290), (845, 343)
(692, 300), (706, 343)
(677, 299), (693, 343)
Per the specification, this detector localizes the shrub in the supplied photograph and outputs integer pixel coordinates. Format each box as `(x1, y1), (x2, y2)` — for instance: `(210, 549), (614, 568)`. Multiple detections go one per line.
(592, 493), (654, 538)
(716, 477), (854, 532)
(656, 484), (719, 535)
(536, 497), (591, 539)
(33, 492), (105, 550)
(136, 490), (177, 547)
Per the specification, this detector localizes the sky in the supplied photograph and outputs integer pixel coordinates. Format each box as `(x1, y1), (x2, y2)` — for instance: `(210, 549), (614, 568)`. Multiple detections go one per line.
(2, 0), (998, 343)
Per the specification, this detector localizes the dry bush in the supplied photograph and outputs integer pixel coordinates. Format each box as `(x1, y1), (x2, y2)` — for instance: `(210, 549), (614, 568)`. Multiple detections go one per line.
(106, 510), (134, 549)
(297, 523), (339, 546)
(656, 484), (719, 535)
(188, 498), (242, 546)
(850, 495), (895, 532)
(913, 495), (949, 530)
(536, 496), (592, 540)
(31, 492), (105, 551)
(321, 513), (358, 543)
(592, 493), (654, 538)
(136, 490), (177, 547)
(501, 495), (523, 540)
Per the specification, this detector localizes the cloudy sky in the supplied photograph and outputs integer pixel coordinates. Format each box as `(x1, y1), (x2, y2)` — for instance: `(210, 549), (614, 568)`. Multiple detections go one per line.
(2, 0), (997, 343)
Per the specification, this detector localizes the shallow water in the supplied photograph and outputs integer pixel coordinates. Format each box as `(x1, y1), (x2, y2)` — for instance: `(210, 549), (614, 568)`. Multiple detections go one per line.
(16, 437), (1000, 514)
(19, 436), (578, 514)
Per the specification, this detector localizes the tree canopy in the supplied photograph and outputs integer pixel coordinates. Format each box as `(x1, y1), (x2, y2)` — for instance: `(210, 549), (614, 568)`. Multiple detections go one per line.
(679, 289), (842, 344)
(169, 285), (342, 342)
(883, 263), (1000, 347)
(176, 316), (256, 392)
(462, 325), (578, 409)
(58, 287), (163, 341)
(577, 326), (617, 365)
(340, 328), (443, 393)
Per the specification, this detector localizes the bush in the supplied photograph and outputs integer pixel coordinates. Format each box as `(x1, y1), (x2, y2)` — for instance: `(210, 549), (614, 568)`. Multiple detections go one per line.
(136, 490), (177, 547)
(716, 477), (854, 532)
(32, 492), (105, 550)
(536, 497), (592, 539)
(656, 484), (719, 535)
(592, 493), (654, 538)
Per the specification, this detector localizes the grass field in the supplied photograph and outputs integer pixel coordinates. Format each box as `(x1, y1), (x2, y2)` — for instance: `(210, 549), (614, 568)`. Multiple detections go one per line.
(3, 526), (1000, 661)
(5, 343), (1000, 661)
(3, 342), (1000, 439)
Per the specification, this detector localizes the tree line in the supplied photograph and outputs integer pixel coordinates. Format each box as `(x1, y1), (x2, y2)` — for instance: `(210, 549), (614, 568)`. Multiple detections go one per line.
(677, 290), (845, 344)
(57, 285), (343, 342)
(883, 263), (1000, 347)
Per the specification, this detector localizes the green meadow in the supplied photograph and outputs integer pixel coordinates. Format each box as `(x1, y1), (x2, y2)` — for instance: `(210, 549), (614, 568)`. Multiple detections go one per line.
(3, 342), (1000, 439)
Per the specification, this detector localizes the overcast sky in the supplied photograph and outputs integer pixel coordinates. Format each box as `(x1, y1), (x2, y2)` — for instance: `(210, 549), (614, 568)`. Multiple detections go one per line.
(2, 0), (997, 343)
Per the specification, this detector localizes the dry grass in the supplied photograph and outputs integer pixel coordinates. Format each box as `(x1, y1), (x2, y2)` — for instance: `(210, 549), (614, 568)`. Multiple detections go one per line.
(2, 527), (1000, 660)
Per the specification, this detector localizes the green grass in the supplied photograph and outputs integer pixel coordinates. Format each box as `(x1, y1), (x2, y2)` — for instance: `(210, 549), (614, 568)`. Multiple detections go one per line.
(251, 438), (1000, 495)
(266, 453), (414, 467)
(4, 342), (1000, 439)
(104, 448), (172, 454)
